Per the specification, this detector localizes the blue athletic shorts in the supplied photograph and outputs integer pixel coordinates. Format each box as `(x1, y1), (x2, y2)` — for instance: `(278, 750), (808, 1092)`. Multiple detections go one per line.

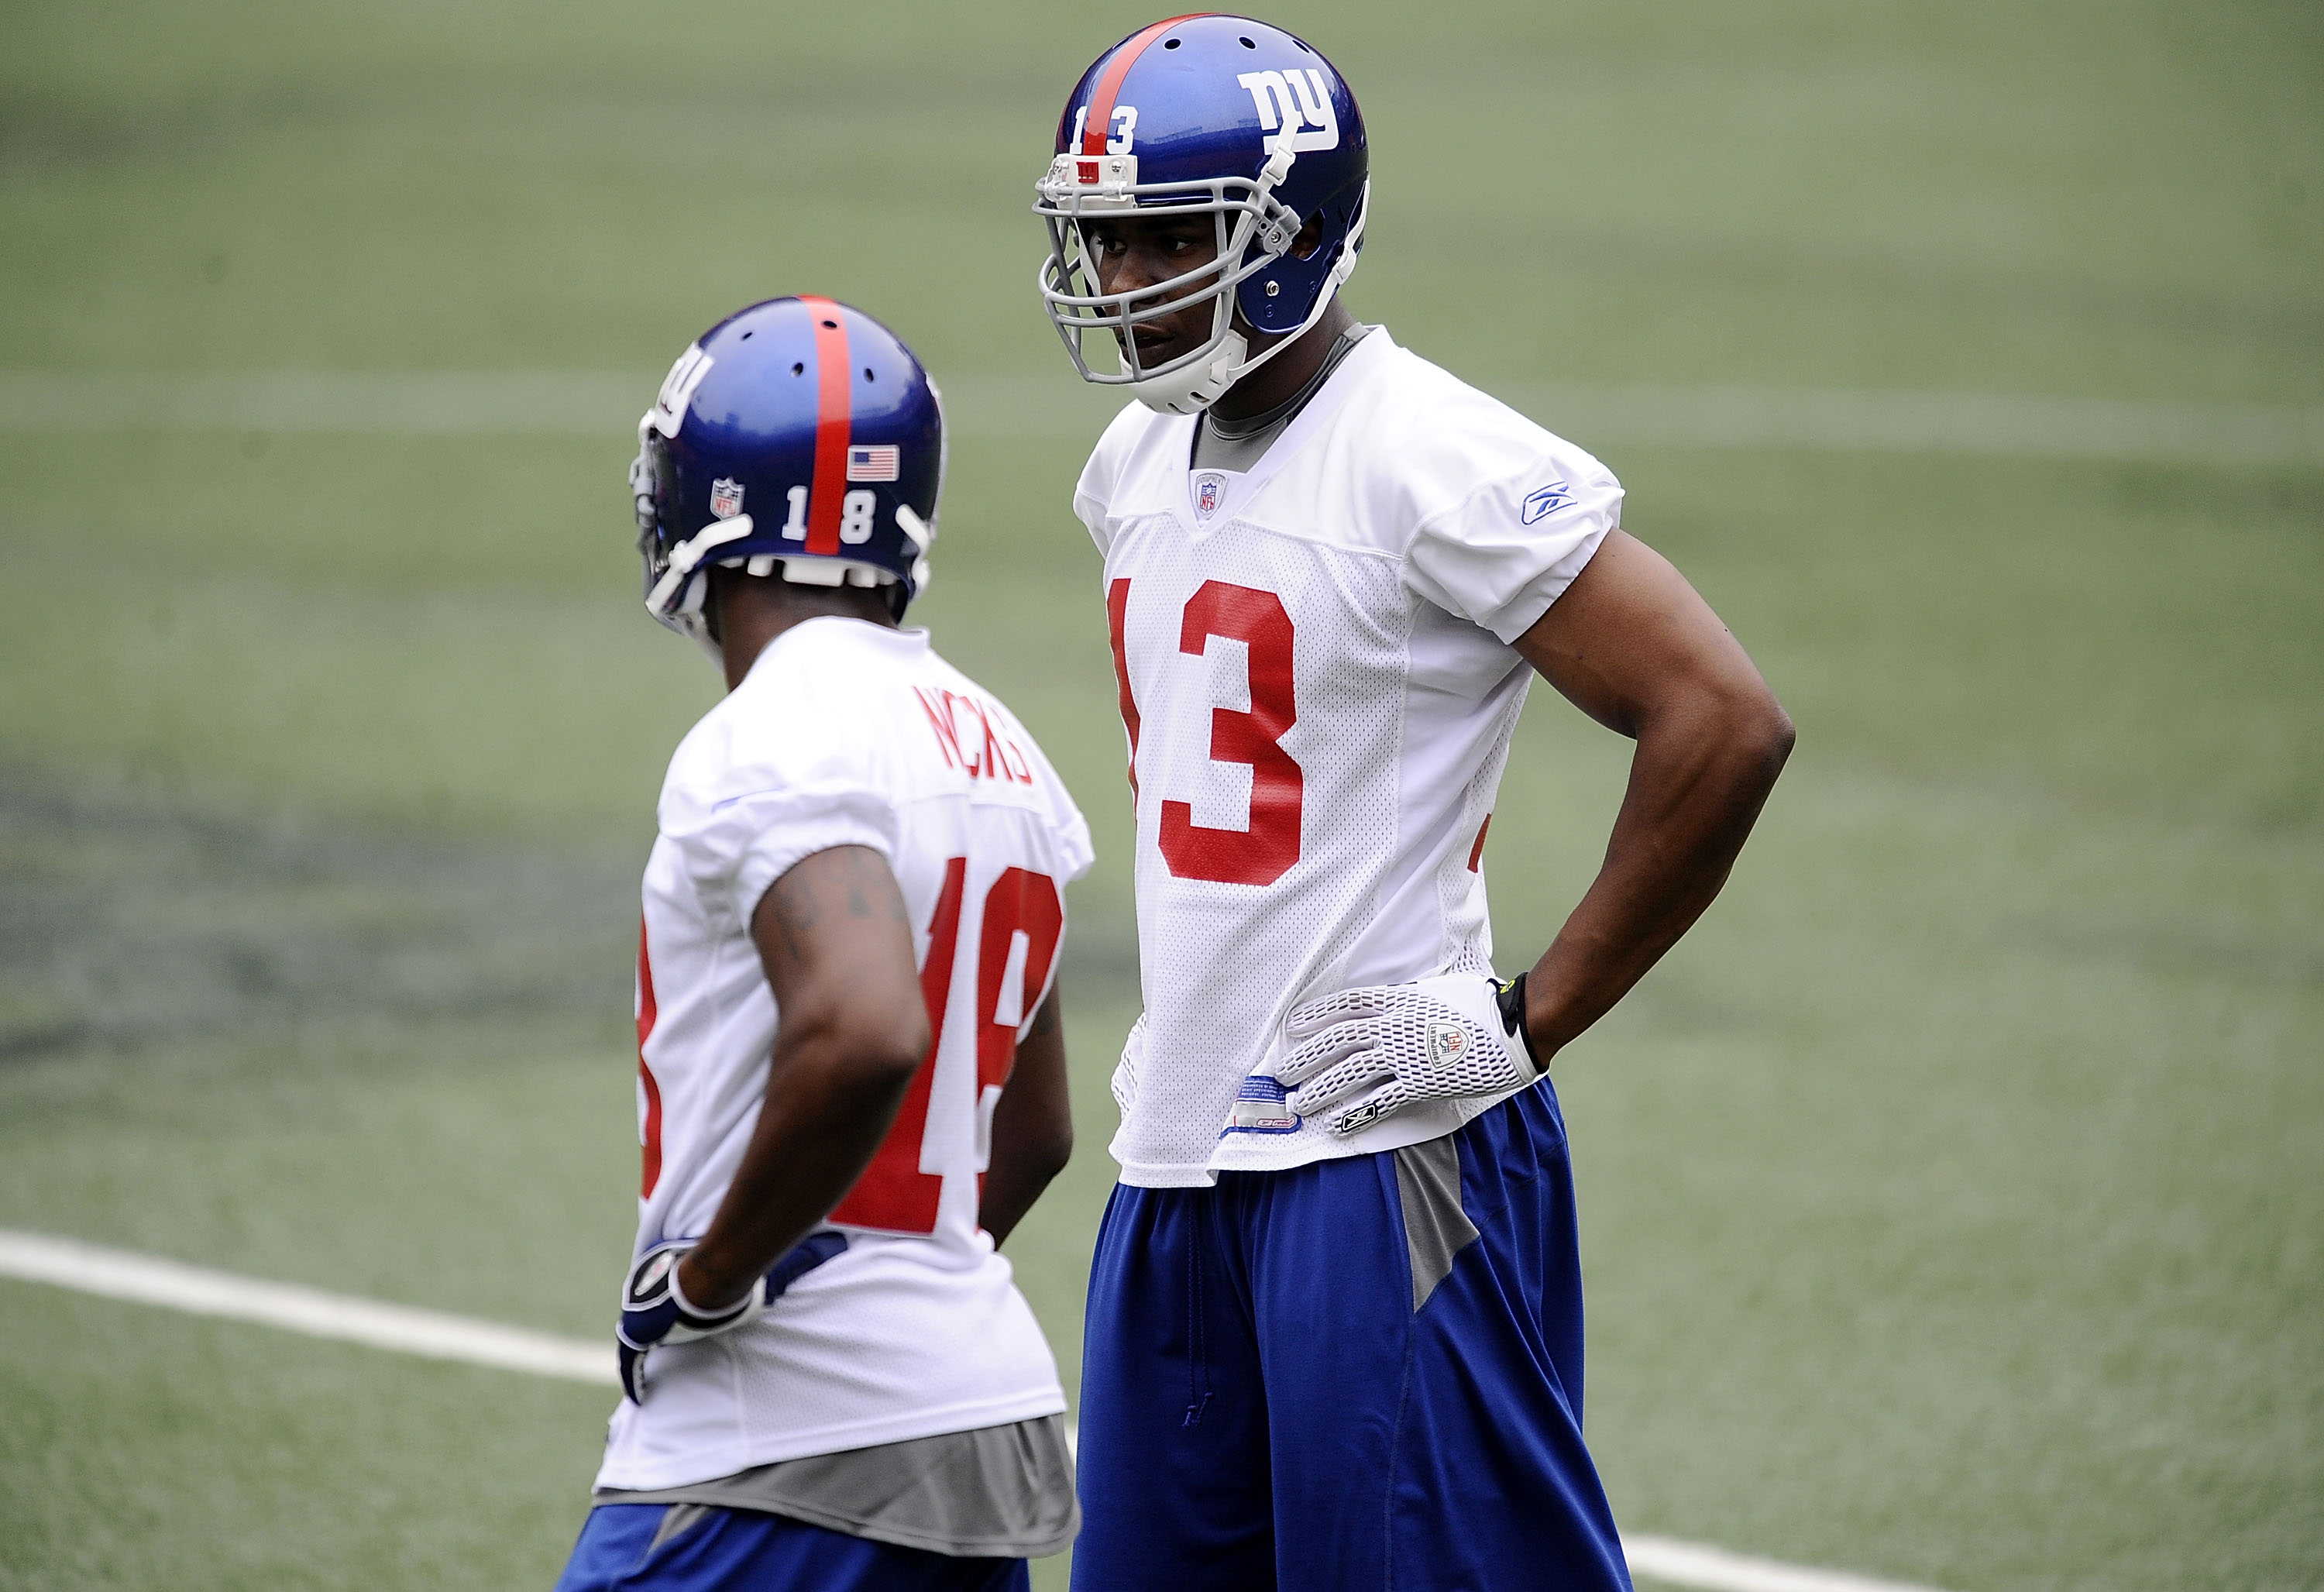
(552, 1502), (1031, 1592)
(1071, 1082), (1633, 1592)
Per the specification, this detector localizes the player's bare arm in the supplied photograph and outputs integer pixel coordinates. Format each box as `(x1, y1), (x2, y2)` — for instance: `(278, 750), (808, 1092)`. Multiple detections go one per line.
(978, 988), (1072, 1246)
(674, 844), (929, 1312)
(1510, 528), (1796, 1061)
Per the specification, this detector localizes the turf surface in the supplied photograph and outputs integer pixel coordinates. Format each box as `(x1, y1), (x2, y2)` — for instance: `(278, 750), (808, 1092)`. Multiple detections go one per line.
(2, 2), (2319, 1588)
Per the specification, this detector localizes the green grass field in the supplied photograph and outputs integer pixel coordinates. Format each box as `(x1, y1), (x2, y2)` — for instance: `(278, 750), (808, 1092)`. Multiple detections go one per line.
(2, 1), (2319, 1587)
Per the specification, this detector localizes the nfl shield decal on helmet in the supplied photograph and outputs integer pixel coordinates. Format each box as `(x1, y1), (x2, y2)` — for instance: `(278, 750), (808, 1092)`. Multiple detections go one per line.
(1195, 471), (1226, 520)
(709, 478), (746, 519)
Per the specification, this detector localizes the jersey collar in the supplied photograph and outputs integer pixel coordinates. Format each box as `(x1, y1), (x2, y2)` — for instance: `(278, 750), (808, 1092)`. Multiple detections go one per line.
(744, 614), (927, 678)
(1176, 325), (1396, 532)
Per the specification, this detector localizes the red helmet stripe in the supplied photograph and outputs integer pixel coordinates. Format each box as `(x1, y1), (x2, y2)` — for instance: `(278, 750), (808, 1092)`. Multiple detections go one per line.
(1082, 15), (1213, 155)
(802, 295), (851, 555)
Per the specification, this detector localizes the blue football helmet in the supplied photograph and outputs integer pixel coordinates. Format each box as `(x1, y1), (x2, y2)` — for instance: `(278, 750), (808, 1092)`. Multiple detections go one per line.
(631, 297), (944, 658)
(1033, 14), (1369, 414)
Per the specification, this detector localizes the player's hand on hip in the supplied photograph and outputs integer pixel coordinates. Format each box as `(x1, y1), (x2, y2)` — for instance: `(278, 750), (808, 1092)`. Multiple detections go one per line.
(615, 1233), (847, 1402)
(1277, 972), (1543, 1136)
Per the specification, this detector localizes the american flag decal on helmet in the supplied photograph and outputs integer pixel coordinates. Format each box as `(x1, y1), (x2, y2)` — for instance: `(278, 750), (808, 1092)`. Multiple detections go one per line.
(846, 445), (900, 482)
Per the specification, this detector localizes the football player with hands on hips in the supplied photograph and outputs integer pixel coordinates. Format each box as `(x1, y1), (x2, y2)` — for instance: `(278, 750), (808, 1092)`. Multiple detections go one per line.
(1037, 17), (1794, 1591)
(552, 298), (1092, 1592)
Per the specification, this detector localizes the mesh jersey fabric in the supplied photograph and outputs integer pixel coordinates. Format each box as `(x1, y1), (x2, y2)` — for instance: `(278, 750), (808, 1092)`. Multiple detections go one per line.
(599, 617), (1094, 1490)
(1074, 328), (1619, 1187)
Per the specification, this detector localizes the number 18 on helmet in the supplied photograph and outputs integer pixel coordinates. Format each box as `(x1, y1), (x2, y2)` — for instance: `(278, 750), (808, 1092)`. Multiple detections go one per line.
(631, 297), (945, 659)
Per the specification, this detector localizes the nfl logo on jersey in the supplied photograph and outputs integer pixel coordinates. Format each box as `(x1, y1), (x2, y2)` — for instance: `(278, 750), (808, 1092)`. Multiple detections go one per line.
(709, 477), (745, 519)
(1195, 471), (1226, 520)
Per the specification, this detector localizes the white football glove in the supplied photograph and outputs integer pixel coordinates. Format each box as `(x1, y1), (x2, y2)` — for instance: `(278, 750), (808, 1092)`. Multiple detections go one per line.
(1276, 971), (1544, 1136)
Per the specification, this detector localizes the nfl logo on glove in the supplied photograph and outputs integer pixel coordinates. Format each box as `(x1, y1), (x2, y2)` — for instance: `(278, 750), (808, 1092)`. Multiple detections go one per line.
(1426, 1021), (1468, 1067)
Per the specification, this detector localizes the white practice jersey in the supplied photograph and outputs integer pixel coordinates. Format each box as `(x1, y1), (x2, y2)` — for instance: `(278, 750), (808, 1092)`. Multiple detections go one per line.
(1078, 328), (1619, 1188)
(597, 617), (1094, 1491)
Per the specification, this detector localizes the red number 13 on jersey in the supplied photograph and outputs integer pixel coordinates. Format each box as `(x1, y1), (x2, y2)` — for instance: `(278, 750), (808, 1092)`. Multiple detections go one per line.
(1109, 577), (1303, 887)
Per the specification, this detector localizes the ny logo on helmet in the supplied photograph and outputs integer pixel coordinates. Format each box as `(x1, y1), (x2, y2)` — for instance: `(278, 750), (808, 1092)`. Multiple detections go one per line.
(1237, 69), (1339, 154)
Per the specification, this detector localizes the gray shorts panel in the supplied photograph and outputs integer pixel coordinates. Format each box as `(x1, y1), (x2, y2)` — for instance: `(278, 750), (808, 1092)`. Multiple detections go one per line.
(591, 1412), (1078, 1560)
(1394, 1133), (1480, 1312)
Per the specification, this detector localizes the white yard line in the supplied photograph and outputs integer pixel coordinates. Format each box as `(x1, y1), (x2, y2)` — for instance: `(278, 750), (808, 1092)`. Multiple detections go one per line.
(1, 1227), (1953, 1592)
(0, 1227), (616, 1386)
(1622, 1535), (1952, 1592)
(0, 370), (2316, 465)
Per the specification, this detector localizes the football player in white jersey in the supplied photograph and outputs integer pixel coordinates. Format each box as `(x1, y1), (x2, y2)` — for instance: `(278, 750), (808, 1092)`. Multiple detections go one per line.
(1034, 17), (1795, 1590)
(552, 297), (1092, 1592)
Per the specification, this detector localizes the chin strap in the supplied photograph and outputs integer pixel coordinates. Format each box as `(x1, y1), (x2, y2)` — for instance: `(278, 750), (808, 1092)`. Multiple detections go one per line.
(896, 504), (934, 600)
(645, 514), (756, 620)
(1132, 331), (1251, 416)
